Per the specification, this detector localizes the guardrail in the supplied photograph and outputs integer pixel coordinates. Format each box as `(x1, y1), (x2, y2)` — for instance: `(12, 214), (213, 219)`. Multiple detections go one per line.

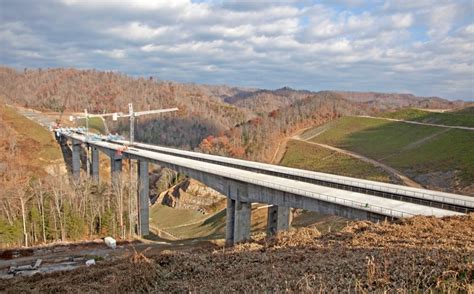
(194, 164), (416, 219)
(59, 131), (465, 218)
(67, 133), (416, 219)
(122, 139), (473, 209)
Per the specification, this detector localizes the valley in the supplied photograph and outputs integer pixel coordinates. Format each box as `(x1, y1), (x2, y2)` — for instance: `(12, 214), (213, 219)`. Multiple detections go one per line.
(0, 67), (472, 292)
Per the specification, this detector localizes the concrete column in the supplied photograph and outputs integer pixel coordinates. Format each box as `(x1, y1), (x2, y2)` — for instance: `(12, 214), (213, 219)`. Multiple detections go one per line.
(225, 180), (252, 245)
(225, 198), (236, 245)
(71, 139), (81, 180)
(137, 160), (149, 236)
(234, 200), (251, 243)
(110, 152), (122, 187)
(90, 146), (99, 182)
(267, 205), (291, 236)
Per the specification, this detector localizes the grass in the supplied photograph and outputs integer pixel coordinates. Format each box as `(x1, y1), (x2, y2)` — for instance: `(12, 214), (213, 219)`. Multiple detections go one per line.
(312, 117), (442, 159)
(380, 107), (474, 127)
(149, 202), (265, 240)
(309, 116), (474, 187)
(75, 117), (108, 134)
(0, 104), (61, 162)
(149, 205), (210, 229)
(149, 201), (347, 241)
(280, 140), (394, 183)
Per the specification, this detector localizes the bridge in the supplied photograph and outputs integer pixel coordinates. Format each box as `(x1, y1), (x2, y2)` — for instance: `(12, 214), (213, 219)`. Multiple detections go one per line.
(55, 129), (473, 245)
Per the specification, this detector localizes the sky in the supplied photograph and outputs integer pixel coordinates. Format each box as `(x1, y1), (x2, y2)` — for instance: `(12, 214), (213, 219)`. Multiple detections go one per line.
(0, 0), (473, 100)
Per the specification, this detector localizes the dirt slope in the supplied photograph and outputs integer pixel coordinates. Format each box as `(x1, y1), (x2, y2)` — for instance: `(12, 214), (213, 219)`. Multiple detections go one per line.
(2, 214), (472, 293)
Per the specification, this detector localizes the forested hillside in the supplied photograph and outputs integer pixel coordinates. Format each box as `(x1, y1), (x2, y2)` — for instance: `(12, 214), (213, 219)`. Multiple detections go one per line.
(335, 91), (464, 110)
(0, 67), (252, 149)
(223, 87), (312, 113)
(0, 67), (463, 160)
(199, 91), (367, 161)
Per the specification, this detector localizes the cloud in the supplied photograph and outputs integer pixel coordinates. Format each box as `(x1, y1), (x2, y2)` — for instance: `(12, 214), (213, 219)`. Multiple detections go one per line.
(390, 13), (413, 29)
(0, 0), (472, 100)
(107, 22), (175, 41)
(95, 49), (126, 59)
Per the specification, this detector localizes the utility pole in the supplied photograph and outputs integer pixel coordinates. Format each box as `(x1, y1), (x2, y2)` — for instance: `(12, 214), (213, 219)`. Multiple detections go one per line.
(129, 103), (134, 144)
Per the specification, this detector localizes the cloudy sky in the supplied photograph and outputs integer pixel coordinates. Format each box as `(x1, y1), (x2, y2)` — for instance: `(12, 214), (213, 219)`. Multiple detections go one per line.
(1, 0), (473, 100)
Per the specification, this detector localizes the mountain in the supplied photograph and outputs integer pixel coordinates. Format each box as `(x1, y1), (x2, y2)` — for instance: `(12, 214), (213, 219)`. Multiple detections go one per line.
(335, 91), (464, 110)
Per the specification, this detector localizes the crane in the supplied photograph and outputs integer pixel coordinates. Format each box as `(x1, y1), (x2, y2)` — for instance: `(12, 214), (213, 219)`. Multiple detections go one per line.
(70, 103), (178, 143)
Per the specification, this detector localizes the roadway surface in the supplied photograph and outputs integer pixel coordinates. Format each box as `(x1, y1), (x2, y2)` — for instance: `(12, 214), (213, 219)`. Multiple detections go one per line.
(103, 136), (473, 213)
(63, 131), (464, 219)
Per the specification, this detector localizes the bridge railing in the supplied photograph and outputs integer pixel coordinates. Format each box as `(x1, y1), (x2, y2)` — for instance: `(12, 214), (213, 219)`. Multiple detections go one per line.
(193, 164), (416, 219)
(67, 130), (473, 209)
(107, 134), (473, 209)
(278, 169), (473, 208)
(60, 132), (452, 218)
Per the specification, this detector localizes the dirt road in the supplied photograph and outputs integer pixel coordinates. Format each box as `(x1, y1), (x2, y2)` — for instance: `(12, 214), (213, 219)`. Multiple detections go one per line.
(294, 138), (423, 188)
(357, 115), (474, 131)
(272, 124), (423, 188)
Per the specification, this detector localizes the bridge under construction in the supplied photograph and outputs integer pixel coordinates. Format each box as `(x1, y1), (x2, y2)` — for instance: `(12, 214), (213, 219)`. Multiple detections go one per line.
(55, 129), (473, 245)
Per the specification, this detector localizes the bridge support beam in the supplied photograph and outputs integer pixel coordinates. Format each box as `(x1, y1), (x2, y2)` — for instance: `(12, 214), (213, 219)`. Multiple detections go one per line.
(90, 146), (100, 183)
(267, 205), (291, 236)
(137, 160), (149, 236)
(225, 198), (251, 245)
(110, 152), (122, 188)
(71, 139), (81, 181)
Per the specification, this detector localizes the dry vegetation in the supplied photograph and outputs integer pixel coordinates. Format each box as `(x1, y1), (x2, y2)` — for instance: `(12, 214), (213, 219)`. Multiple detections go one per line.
(2, 215), (472, 292)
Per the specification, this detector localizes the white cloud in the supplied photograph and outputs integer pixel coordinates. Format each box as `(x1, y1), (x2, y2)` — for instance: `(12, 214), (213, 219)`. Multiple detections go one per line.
(95, 49), (126, 59)
(60, 0), (190, 10)
(107, 22), (174, 41)
(391, 13), (414, 29)
(427, 4), (460, 38)
(0, 0), (472, 100)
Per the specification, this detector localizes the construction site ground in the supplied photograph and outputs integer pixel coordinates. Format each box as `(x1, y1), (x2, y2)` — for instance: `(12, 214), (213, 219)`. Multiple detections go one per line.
(1, 214), (472, 292)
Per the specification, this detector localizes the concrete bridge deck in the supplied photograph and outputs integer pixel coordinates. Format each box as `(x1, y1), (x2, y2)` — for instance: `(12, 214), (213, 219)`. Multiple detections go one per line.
(57, 130), (466, 244)
(105, 137), (473, 213)
(86, 135), (462, 217)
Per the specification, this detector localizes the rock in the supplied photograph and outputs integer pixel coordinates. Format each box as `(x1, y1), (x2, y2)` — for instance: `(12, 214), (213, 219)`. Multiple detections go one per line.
(104, 237), (116, 249)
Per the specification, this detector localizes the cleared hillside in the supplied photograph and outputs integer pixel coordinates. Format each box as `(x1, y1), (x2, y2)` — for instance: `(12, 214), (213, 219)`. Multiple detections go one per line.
(280, 140), (396, 183)
(380, 107), (474, 127)
(2, 214), (472, 292)
(302, 113), (474, 195)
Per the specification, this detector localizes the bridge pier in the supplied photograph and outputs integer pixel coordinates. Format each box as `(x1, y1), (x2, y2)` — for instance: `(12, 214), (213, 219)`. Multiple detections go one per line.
(71, 139), (81, 180)
(225, 198), (251, 245)
(110, 151), (122, 187)
(90, 146), (100, 183)
(137, 160), (149, 236)
(267, 205), (291, 236)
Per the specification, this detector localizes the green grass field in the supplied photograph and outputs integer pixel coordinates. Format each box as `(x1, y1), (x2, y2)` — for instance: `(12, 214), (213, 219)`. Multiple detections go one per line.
(280, 140), (394, 183)
(380, 107), (474, 127)
(307, 116), (474, 187)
